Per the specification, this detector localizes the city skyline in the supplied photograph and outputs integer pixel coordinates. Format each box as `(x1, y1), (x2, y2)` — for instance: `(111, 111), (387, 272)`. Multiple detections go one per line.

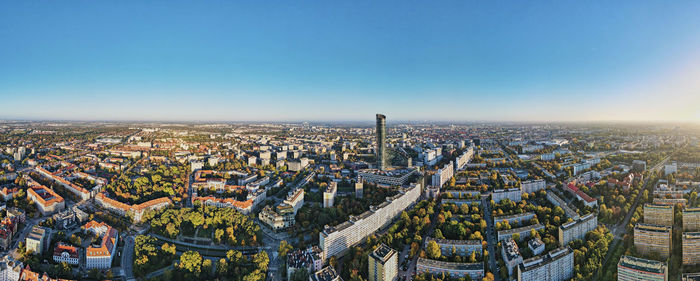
(1, 1), (700, 122)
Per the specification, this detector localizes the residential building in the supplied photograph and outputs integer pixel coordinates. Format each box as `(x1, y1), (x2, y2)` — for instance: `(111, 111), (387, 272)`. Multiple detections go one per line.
(502, 239), (523, 276)
(83, 221), (119, 269)
(286, 247), (323, 280)
(320, 182), (421, 259)
(546, 192), (579, 220)
(311, 266), (342, 281)
(520, 179), (546, 194)
(558, 213), (597, 246)
(494, 212), (536, 227)
(431, 162), (454, 188)
(617, 255), (667, 281)
(355, 182), (363, 198)
(517, 247), (573, 281)
(683, 232), (700, 265)
(634, 223), (672, 259)
(324, 182), (337, 208)
(644, 203), (674, 227)
(368, 244), (398, 281)
(492, 188), (521, 203)
(416, 258), (484, 280)
(283, 188), (305, 214)
(498, 224), (544, 241)
(529, 238), (545, 256)
(25, 226), (50, 255)
(0, 256), (22, 281)
(259, 204), (296, 231)
(424, 237), (482, 257)
(684, 208), (700, 231)
(357, 168), (419, 187)
(27, 185), (65, 215)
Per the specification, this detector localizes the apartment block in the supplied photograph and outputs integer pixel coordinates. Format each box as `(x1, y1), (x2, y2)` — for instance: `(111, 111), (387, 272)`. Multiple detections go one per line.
(684, 208), (700, 231)
(558, 213), (597, 246)
(683, 232), (700, 265)
(617, 255), (667, 281)
(644, 203), (674, 227)
(368, 244), (398, 281)
(424, 237), (482, 257)
(320, 183), (421, 259)
(634, 223), (672, 259)
(517, 247), (573, 281)
(520, 179), (546, 194)
(492, 188), (521, 203)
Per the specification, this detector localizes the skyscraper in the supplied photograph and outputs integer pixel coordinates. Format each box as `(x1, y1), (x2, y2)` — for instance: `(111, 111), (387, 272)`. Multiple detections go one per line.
(376, 114), (387, 170)
(369, 244), (398, 281)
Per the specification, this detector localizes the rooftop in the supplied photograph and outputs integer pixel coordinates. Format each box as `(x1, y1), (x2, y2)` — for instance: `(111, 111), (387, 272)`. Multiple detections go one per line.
(618, 255), (666, 274)
(369, 244), (396, 264)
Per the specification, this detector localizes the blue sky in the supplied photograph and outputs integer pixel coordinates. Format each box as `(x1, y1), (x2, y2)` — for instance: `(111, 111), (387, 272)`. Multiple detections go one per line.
(1, 1), (699, 122)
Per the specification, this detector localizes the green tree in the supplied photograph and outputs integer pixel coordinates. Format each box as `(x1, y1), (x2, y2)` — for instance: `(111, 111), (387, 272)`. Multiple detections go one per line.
(291, 268), (310, 281)
(427, 240), (441, 259)
(177, 251), (203, 278)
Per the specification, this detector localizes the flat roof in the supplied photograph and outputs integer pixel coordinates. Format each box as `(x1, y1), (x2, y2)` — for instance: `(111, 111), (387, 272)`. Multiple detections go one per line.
(618, 255), (666, 274)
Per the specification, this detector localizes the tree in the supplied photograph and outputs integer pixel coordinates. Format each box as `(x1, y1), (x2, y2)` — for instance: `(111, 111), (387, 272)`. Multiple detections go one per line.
(279, 240), (293, 257)
(252, 251), (269, 272)
(177, 251), (203, 277)
(427, 240), (441, 259)
(291, 268), (310, 281)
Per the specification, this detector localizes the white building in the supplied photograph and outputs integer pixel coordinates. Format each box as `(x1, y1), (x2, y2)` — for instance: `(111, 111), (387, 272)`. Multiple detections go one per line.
(284, 188), (305, 215)
(492, 188), (521, 203)
(665, 162), (678, 176)
(517, 247), (574, 281)
(520, 179), (546, 194)
(83, 221), (119, 269)
(431, 162), (454, 188)
(323, 182), (337, 208)
(558, 213), (597, 246)
(320, 183), (422, 259)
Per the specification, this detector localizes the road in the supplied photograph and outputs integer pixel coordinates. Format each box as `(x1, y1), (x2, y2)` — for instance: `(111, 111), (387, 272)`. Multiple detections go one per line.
(482, 195), (501, 281)
(121, 235), (135, 280)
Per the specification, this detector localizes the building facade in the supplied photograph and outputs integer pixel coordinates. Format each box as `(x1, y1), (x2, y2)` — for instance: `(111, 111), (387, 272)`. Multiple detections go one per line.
(376, 114), (387, 171)
(368, 244), (398, 281)
(558, 213), (597, 246)
(684, 232), (700, 265)
(634, 223), (672, 259)
(320, 182), (422, 259)
(517, 247), (573, 281)
(644, 203), (674, 227)
(617, 255), (667, 281)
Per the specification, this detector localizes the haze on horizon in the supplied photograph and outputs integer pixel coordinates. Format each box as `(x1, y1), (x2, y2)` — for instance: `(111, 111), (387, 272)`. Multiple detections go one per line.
(1, 1), (699, 123)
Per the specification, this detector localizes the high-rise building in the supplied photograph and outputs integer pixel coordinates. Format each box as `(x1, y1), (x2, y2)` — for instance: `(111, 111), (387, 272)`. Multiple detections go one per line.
(368, 244), (398, 281)
(617, 255), (667, 281)
(517, 247), (573, 281)
(684, 208), (700, 231)
(634, 223), (672, 259)
(376, 114), (387, 171)
(683, 232), (700, 265)
(323, 182), (337, 208)
(558, 213), (598, 246)
(644, 203), (674, 226)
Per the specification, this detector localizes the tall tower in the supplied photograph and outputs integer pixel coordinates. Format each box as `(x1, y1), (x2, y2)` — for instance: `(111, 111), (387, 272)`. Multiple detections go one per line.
(376, 114), (387, 170)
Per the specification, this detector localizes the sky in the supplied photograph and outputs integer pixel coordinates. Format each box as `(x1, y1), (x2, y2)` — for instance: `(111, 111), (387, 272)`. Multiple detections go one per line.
(1, 1), (699, 122)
